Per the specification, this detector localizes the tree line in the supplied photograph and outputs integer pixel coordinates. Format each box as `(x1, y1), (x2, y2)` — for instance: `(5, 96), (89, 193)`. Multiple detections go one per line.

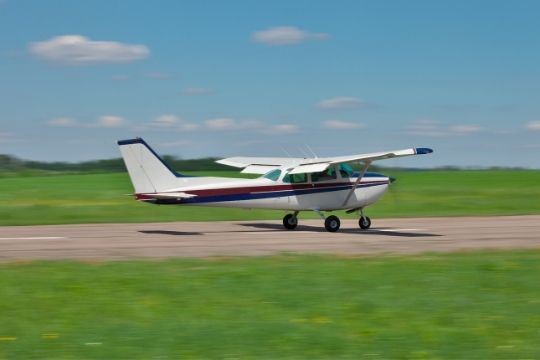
(0, 154), (231, 173)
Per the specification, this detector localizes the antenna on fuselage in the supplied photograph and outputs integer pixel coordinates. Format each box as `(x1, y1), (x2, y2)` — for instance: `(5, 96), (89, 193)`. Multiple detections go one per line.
(304, 143), (318, 159)
(297, 146), (310, 159)
(279, 145), (293, 158)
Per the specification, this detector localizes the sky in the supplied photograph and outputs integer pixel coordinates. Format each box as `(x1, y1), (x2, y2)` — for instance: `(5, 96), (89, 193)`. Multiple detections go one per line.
(1, 0), (539, 168)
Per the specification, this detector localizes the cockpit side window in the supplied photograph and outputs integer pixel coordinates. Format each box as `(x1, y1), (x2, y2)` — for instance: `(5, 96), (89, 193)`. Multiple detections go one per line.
(283, 173), (307, 184)
(262, 169), (281, 181)
(311, 166), (338, 182)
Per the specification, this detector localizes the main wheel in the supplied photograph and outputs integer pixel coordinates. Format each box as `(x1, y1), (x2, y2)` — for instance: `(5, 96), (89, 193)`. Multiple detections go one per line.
(324, 215), (341, 232)
(359, 216), (371, 230)
(283, 213), (298, 230)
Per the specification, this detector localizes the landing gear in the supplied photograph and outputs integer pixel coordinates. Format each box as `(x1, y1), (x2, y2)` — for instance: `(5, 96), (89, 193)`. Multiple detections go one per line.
(324, 215), (341, 232)
(358, 208), (371, 230)
(314, 210), (341, 232)
(282, 212), (299, 230)
(359, 216), (371, 230)
(283, 210), (364, 232)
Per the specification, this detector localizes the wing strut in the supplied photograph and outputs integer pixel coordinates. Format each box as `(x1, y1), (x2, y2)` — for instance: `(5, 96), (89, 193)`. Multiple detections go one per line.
(342, 161), (371, 207)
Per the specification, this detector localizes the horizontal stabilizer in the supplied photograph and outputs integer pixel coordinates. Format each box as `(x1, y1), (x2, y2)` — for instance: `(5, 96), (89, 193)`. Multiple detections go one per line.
(139, 192), (197, 200)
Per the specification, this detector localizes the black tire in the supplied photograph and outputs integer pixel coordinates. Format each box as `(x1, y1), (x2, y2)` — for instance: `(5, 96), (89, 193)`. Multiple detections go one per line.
(324, 215), (340, 232)
(283, 214), (298, 230)
(359, 216), (371, 230)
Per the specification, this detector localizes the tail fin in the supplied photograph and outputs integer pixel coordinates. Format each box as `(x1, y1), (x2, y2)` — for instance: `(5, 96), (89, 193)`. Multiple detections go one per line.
(117, 138), (184, 193)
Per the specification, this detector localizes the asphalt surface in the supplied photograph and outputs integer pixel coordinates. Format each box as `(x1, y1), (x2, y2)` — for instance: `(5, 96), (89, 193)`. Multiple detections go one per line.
(0, 215), (539, 261)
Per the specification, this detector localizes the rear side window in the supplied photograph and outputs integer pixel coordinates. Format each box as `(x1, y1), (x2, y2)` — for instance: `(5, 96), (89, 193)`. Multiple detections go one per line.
(263, 169), (281, 181)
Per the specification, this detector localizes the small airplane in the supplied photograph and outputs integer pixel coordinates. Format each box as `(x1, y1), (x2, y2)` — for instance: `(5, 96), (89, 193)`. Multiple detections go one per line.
(118, 138), (433, 232)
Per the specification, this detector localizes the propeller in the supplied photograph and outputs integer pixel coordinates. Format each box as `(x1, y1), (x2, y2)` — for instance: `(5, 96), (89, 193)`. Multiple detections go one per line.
(384, 157), (402, 210)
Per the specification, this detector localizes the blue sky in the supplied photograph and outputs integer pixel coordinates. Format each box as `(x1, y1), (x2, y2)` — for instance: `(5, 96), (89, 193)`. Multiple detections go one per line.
(1, 0), (539, 168)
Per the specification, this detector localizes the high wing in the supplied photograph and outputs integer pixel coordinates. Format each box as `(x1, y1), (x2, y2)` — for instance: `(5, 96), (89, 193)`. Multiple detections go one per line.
(217, 148), (433, 174)
(216, 157), (305, 174)
(288, 147), (433, 174)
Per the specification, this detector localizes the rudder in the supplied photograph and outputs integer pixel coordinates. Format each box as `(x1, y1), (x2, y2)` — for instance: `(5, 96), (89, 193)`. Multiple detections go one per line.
(117, 138), (183, 194)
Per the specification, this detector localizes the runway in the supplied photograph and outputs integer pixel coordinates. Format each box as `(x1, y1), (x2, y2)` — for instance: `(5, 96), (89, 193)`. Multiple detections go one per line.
(0, 215), (539, 261)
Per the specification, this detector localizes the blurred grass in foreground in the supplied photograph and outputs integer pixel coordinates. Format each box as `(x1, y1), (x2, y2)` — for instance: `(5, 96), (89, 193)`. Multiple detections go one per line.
(0, 251), (539, 358)
(0, 170), (539, 226)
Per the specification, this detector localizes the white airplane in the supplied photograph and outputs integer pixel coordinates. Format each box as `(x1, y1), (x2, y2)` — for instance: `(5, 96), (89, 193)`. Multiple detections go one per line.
(118, 138), (433, 232)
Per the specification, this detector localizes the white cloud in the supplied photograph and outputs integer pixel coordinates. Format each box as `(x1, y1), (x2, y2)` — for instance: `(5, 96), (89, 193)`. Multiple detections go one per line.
(96, 115), (126, 128)
(29, 35), (149, 65)
(182, 87), (213, 95)
(203, 118), (295, 134)
(265, 124), (299, 134)
(180, 123), (200, 131)
(146, 114), (199, 131)
(205, 118), (237, 130)
(317, 97), (365, 110)
(47, 115), (128, 128)
(322, 120), (365, 130)
(407, 120), (483, 137)
(525, 121), (540, 130)
(251, 26), (329, 45)
(448, 124), (483, 134)
(151, 114), (181, 128)
(407, 120), (449, 137)
(48, 117), (79, 127)
(204, 118), (266, 131)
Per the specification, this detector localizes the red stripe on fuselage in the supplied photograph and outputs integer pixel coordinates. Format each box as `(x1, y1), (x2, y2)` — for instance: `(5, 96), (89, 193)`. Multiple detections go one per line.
(135, 180), (388, 200)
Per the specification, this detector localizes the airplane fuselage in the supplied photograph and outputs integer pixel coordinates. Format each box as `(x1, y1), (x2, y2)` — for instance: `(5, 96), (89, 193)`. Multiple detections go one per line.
(136, 173), (390, 211)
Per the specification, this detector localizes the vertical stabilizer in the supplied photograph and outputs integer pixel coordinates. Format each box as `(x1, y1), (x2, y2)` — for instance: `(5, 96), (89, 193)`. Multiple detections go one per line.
(117, 138), (183, 193)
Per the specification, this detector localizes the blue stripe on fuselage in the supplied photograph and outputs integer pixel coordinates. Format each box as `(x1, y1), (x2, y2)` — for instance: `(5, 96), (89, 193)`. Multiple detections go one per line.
(166, 181), (388, 205)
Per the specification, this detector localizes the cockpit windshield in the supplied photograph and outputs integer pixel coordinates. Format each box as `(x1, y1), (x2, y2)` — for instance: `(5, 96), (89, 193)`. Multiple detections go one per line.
(262, 169), (281, 181)
(338, 163), (354, 177)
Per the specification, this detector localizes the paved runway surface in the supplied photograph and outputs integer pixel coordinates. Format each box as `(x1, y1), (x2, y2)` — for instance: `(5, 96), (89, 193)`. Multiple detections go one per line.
(0, 215), (539, 260)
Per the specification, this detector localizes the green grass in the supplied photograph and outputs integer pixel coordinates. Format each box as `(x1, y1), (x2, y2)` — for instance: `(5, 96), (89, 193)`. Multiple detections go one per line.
(0, 251), (539, 359)
(1, 170), (539, 226)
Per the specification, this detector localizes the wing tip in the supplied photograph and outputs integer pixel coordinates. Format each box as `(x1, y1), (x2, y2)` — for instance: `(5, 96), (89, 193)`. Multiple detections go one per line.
(415, 147), (434, 155)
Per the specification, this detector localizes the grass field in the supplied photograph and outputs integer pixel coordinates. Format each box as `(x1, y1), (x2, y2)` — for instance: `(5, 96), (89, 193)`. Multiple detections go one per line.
(0, 251), (539, 358)
(1, 170), (540, 226)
